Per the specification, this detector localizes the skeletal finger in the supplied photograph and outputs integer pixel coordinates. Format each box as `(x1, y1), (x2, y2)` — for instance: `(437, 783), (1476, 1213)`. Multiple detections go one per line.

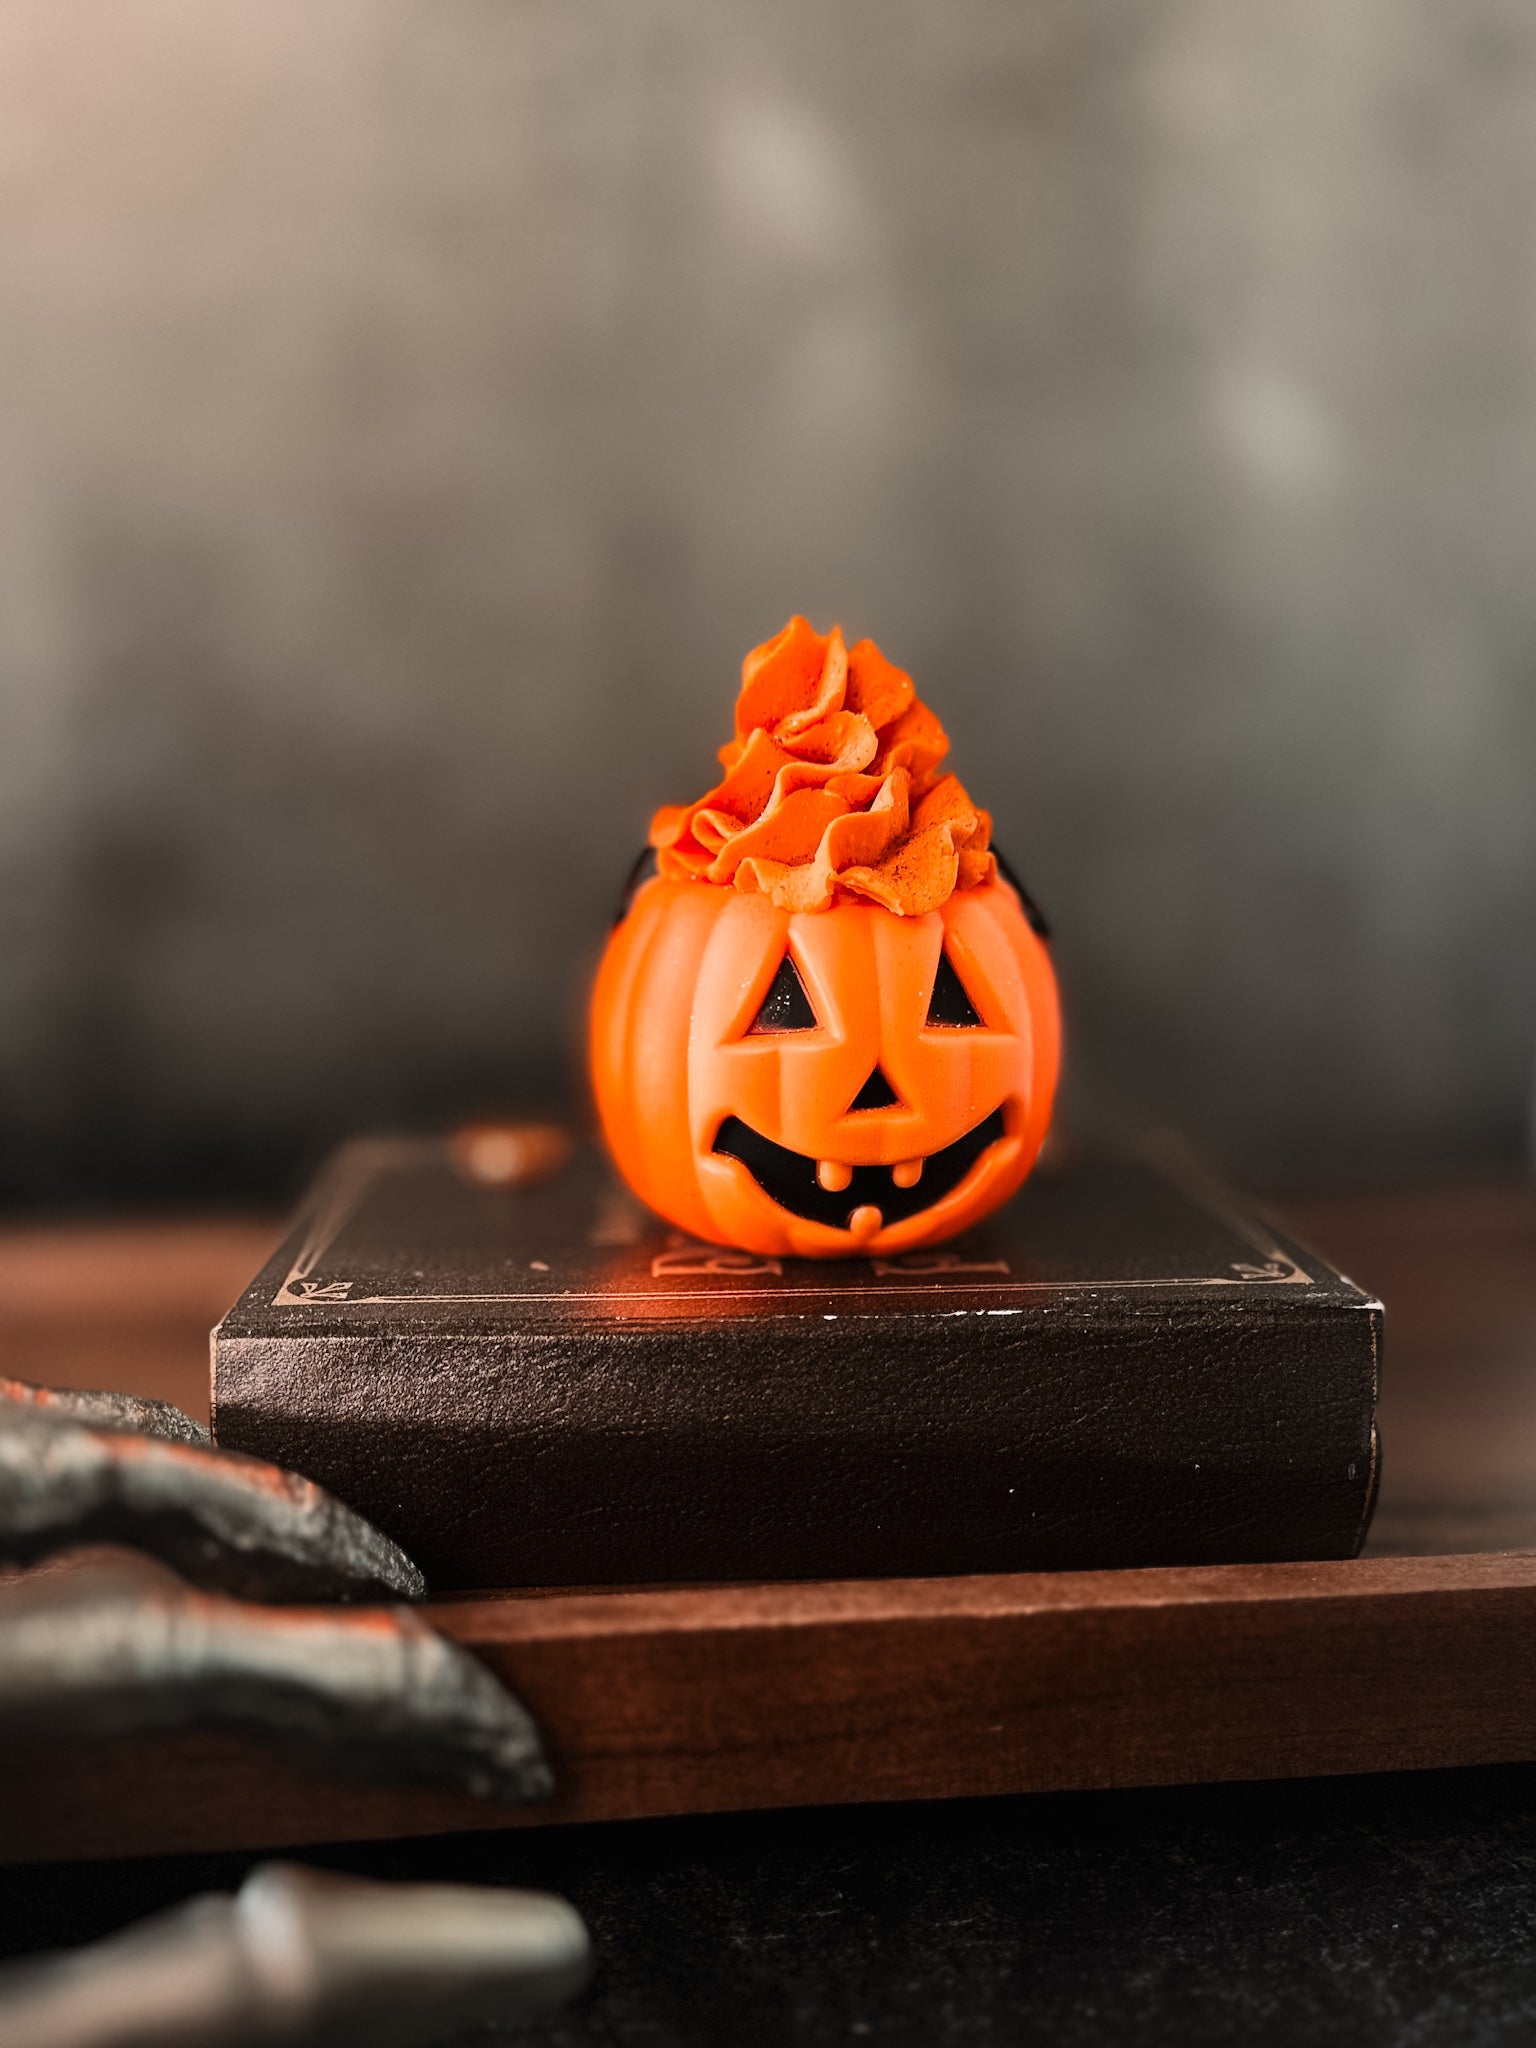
(0, 1374), (210, 1447)
(0, 1861), (589, 2048)
(0, 1552), (550, 1807)
(0, 1405), (424, 1603)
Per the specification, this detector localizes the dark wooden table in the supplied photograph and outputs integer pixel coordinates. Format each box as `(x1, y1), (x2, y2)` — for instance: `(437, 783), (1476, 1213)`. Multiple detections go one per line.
(3, 1185), (1535, 2043)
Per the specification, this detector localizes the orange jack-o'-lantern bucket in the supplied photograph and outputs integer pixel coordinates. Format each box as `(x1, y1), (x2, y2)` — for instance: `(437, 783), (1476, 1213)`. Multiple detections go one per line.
(590, 617), (1060, 1259)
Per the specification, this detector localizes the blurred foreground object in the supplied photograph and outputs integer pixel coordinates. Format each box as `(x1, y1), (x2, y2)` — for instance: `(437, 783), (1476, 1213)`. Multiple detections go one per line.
(0, 1551), (549, 1806)
(0, 1374), (210, 1446)
(0, 1376), (552, 1821)
(0, 1861), (590, 2048)
(0, 1391), (424, 1603)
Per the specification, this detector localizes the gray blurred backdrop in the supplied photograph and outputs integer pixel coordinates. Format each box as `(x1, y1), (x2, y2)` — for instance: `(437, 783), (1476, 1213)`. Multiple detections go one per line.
(1, 0), (1534, 1204)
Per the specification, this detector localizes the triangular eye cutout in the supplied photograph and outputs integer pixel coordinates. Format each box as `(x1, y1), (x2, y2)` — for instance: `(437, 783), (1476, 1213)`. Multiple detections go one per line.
(748, 953), (818, 1033)
(926, 949), (983, 1028)
(849, 1065), (902, 1111)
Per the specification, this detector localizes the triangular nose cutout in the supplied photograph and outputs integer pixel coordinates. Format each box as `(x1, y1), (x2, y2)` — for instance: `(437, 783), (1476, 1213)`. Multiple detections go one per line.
(848, 1065), (901, 1112)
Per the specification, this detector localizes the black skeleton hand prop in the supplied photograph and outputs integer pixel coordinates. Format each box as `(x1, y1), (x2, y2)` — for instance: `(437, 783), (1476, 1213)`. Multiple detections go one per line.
(0, 1372), (213, 1445)
(0, 1376), (549, 1804)
(0, 1550), (551, 1804)
(0, 1862), (592, 2048)
(0, 1379), (578, 2042)
(0, 1379), (423, 1602)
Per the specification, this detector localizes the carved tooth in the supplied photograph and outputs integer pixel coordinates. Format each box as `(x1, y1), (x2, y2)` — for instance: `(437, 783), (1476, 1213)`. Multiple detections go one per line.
(891, 1159), (924, 1190)
(817, 1159), (853, 1194)
(846, 1204), (883, 1244)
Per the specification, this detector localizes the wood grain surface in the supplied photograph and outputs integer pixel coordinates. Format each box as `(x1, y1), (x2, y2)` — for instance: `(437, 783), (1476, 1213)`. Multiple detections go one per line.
(6, 1549), (1536, 1862)
(0, 1217), (274, 1423)
(1284, 1184), (1536, 1554)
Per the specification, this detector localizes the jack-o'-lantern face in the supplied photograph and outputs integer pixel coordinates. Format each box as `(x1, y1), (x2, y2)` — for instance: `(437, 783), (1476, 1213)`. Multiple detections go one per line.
(590, 871), (1059, 1259)
(590, 615), (1060, 1258)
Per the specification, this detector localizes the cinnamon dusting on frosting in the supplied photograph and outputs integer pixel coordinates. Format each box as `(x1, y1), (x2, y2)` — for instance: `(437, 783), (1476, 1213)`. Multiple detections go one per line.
(650, 617), (994, 916)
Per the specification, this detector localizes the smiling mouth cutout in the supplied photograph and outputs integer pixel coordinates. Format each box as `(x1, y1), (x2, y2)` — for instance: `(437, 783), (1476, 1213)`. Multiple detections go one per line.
(712, 1107), (1008, 1236)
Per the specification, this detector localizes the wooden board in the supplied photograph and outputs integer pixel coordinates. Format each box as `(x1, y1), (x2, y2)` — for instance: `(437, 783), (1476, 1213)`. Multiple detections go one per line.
(2, 1185), (1534, 1862)
(6, 1550), (1536, 1863)
(0, 1216), (273, 1424)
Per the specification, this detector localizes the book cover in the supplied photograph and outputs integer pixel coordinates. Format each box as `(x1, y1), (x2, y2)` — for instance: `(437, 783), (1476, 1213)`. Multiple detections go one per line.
(212, 1138), (1381, 1587)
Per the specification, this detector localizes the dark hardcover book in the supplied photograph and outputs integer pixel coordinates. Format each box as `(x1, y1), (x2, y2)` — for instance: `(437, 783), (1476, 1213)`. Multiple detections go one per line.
(212, 1138), (1381, 1588)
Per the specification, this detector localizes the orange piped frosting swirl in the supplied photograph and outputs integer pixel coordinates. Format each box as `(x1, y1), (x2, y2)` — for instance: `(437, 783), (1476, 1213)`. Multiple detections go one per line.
(650, 617), (994, 916)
